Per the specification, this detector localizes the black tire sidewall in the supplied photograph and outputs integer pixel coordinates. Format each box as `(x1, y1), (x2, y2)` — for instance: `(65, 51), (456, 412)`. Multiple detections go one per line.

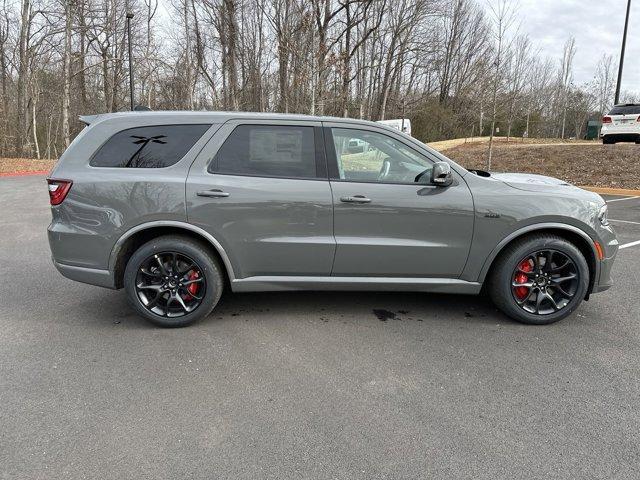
(490, 236), (589, 325)
(123, 236), (223, 327)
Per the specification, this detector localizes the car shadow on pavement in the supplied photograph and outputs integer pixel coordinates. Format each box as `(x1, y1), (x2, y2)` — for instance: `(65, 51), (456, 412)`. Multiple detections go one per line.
(80, 288), (509, 330)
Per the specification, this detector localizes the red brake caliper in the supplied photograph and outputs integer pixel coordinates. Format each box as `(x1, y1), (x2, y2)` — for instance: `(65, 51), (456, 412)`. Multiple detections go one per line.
(182, 270), (200, 301)
(514, 260), (532, 300)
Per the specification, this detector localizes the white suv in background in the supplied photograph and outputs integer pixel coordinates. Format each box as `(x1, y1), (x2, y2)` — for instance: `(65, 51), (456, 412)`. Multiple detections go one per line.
(377, 119), (412, 136)
(601, 104), (640, 144)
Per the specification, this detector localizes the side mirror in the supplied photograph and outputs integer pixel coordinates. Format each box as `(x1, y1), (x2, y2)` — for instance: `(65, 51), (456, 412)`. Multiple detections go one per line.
(431, 161), (453, 187)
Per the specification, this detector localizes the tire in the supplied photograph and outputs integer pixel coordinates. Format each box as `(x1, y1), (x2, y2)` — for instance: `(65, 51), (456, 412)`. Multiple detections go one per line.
(603, 137), (615, 145)
(488, 234), (589, 325)
(124, 235), (224, 327)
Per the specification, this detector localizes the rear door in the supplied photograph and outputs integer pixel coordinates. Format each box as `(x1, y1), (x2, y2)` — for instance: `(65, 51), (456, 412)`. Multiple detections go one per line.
(186, 120), (335, 279)
(324, 123), (474, 278)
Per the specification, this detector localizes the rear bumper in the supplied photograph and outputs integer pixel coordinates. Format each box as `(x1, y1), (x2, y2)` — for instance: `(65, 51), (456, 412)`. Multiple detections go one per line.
(601, 133), (640, 142)
(48, 219), (117, 288)
(600, 125), (640, 141)
(53, 259), (116, 289)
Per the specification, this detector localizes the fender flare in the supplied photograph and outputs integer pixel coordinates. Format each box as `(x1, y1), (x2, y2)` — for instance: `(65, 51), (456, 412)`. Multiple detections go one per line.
(477, 222), (599, 283)
(108, 220), (236, 281)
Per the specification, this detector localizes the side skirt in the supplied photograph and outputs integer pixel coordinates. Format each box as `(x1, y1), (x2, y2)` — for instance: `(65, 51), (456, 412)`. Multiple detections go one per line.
(231, 276), (482, 295)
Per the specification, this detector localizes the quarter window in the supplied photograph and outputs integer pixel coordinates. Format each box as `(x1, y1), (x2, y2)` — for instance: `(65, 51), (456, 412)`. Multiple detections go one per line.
(330, 128), (433, 184)
(90, 124), (211, 168)
(209, 125), (318, 179)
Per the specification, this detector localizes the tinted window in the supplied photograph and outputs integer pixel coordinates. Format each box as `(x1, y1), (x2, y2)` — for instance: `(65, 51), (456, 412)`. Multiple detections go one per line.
(331, 128), (432, 184)
(608, 105), (640, 115)
(209, 125), (317, 178)
(90, 124), (210, 168)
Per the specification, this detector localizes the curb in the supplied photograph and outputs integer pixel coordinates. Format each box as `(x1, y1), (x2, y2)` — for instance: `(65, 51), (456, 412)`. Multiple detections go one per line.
(0, 170), (50, 178)
(580, 186), (640, 197)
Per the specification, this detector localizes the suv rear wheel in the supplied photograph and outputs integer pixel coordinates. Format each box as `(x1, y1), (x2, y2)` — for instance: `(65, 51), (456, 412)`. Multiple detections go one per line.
(124, 235), (223, 327)
(488, 234), (589, 325)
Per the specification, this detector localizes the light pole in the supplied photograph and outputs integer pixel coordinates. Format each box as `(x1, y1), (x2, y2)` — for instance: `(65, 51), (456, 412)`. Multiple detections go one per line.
(126, 12), (135, 111)
(614, 0), (632, 105)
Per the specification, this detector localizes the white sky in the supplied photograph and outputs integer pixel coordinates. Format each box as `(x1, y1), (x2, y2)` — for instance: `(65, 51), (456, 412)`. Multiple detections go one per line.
(156, 0), (640, 94)
(514, 0), (639, 94)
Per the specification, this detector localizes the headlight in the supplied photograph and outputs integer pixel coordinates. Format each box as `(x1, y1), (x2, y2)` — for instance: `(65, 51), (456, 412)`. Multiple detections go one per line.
(598, 204), (609, 226)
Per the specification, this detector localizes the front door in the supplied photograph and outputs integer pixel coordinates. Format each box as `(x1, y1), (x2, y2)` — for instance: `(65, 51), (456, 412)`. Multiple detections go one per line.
(187, 120), (335, 279)
(325, 125), (474, 278)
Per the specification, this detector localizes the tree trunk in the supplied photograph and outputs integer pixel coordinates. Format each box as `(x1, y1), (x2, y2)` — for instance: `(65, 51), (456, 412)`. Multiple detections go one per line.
(225, 0), (239, 110)
(184, 0), (193, 109)
(31, 95), (40, 159)
(16, 0), (31, 157)
(62, 0), (72, 149)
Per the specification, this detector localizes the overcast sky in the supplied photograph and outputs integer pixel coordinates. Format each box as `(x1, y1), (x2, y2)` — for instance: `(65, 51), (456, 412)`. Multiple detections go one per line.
(156, 0), (639, 95)
(514, 0), (639, 94)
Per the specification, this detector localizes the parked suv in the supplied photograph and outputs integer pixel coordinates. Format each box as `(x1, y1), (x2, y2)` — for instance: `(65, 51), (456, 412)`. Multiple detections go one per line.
(601, 104), (640, 144)
(47, 112), (617, 327)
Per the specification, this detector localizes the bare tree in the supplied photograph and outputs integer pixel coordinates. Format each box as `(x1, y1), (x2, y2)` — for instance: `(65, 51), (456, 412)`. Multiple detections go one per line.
(0, 0), (10, 155)
(558, 36), (575, 139)
(504, 33), (530, 140)
(485, 0), (517, 169)
(0, 0), (637, 160)
(594, 53), (615, 116)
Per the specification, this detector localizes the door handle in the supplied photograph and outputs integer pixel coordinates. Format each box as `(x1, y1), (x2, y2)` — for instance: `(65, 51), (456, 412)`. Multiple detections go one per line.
(197, 189), (230, 198)
(340, 195), (371, 204)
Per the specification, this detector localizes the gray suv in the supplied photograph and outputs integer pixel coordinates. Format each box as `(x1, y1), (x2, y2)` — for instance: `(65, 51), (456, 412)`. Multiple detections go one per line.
(47, 112), (618, 327)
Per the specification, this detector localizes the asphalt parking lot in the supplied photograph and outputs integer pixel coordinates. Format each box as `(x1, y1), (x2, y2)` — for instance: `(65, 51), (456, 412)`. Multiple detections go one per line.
(1, 175), (640, 479)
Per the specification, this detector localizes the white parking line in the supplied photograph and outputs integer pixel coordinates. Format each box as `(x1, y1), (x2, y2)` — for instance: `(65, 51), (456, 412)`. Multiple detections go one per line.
(606, 196), (639, 203)
(620, 240), (640, 250)
(610, 219), (640, 225)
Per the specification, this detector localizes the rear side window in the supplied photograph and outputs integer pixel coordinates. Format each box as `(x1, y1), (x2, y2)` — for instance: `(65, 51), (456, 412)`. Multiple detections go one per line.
(608, 105), (640, 115)
(209, 125), (318, 178)
(90, 124), (211, 168)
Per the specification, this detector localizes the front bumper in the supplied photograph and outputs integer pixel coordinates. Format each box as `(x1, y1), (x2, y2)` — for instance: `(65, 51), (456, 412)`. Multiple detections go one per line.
(592, 245), (617, 293)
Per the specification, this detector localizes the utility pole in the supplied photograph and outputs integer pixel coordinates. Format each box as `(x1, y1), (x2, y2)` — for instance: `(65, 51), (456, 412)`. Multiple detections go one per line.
(126, 11), (135, 111)
(614, 0), (632, 105)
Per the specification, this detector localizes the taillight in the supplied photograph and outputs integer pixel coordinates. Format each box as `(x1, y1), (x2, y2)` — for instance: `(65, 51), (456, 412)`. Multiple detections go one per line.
(602, 116), (612, 124)
(47, 179), (72, 205)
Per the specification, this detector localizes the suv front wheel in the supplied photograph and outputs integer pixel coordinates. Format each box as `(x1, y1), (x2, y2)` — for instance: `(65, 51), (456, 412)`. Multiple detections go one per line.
(488, 234), (589, 325)
(124, 235), (224, 327)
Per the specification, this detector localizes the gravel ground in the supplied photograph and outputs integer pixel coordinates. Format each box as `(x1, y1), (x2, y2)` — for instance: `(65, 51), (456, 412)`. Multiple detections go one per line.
(0, 157), (54, 174)
(443, 142), (640, 189)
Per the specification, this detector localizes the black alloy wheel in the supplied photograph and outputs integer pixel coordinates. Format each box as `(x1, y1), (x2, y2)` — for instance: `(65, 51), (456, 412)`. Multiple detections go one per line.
(124, 235), (224, 327)
(488, 234), (589, 325)
(135, 251), (206, 317)
(511, 249), (579, 315)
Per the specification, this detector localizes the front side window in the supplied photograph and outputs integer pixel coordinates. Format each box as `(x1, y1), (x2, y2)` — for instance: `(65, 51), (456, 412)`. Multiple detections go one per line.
(90, 124), (211, 168)
(330, 128), (433, 184)
(209, 125), (317, 179)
